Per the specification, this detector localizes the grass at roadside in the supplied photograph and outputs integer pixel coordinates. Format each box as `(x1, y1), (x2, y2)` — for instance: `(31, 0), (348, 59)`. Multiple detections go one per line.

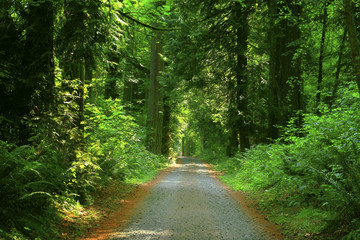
(208, 160), (341, 240)
(57, 168), (166, 240)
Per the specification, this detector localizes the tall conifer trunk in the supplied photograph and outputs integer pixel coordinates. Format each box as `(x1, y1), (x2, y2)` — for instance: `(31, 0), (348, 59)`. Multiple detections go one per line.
(161, 96), (171, 156)
(316, 2), (328, 111)
(19, 0), (55, 144)
(343, 0), (360, 95)
(329, 29), (347, 108)
(105, 53), (120, 100)
(25, 0), (55, 111)
(235, 2), (250, 151)
(267, 0), (303, 140)
(226, 1), (250, 155)
(148, 28), (164, 154)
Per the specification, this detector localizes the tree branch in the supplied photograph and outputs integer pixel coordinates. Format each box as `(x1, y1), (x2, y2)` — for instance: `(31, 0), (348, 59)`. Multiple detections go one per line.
(121, 52), (150, 74)
(118, 10), (180, 31)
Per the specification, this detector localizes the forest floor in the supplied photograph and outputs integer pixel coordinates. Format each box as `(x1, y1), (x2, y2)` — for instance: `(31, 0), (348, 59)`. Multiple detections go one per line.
(63, 157), (283, 240)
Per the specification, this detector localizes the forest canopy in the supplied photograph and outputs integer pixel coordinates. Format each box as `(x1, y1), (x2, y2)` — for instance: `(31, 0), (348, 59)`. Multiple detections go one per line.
(1, 0), (360, 239)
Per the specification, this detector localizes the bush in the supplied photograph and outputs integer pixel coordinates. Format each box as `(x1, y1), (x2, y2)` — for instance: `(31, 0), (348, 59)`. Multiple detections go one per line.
(0, 141), (63, 239)
(214, 85), (360, 236)
(85, 98), (168, 183)
(0, 88), (170, 239)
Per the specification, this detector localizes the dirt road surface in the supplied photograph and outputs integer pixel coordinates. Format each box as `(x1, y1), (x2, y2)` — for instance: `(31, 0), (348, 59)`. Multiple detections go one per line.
(107, 157), (279, 240)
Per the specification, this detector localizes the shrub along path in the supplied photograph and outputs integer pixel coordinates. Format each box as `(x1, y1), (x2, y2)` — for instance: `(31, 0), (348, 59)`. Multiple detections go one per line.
(83, 157), (282, 240)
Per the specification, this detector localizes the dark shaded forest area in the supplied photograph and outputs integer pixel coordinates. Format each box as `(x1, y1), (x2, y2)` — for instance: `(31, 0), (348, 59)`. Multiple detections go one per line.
(1, 0), (360, 239)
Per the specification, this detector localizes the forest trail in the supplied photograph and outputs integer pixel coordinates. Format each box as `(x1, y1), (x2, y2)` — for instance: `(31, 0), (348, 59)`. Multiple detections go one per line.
(85, 157), (282, 240)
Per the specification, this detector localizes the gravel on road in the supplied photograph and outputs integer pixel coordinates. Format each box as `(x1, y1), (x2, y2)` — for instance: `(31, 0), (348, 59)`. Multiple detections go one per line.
(110, 157), (277, 240)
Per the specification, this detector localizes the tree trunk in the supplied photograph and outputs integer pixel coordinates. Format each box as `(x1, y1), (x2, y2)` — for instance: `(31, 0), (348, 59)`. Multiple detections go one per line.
(77, 60), (86, 136)
(105, 67), (119, 100)
(161, 96), (171, 156)
(181, 137), (185, 156)
(148, 28), (164, 154)
(316, 2), (328, 112)
(226, 126), (239, 157)
(185, 137), (190, 156)
(342, 0), (360, 95)
(123, 65), (142, 109)
(24, 0), (55, 111)
(267, 0), (281, 140)
(18, 0), (55, 144)
(329, 28), (347, 108)
(226, 73), (239, 156)
(235, 1), (250, 152)
(267, 0), (303, 140)
(226, 1), (250, 156)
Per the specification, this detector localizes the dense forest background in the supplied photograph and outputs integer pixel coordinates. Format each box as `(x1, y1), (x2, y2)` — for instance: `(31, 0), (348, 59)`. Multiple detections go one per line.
(1, 0), (360, 239)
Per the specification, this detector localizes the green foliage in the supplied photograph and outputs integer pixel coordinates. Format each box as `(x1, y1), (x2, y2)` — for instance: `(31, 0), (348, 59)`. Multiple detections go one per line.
(56, 0), (115, 72)
(66, 151), (100, 204)
(85, 97), (168, 183)
(211, 84), (360, 237)
(0, 84), (170, 239)
(0, 141), (62, 239)
(342, 228), (360, 240)
(1, 0), (172, 239)
(3, 0), (360, 239)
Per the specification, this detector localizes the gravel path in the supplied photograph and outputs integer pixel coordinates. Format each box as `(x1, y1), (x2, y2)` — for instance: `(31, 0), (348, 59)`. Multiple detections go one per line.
(110, 157), (270, 240)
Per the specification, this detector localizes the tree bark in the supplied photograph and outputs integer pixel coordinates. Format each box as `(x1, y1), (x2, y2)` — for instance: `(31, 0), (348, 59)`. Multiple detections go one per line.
(316, 2), (328, 111)
(105, 55), (120, 100)
(267, 0), (303, 140)
(78, 60), (86, 132)
(329, 28), (347, 108)
(226, 126), (239, 157)
(226, 1), (250, 155)
(235, 1), (250, 151)
(267, 0), (281, 140)
(24, 0), (55, 111)
(148, 27), (164, 154)
(226, 70), (239, 156)
(161, 96), (171, 156)
(342, 0), (360, 95)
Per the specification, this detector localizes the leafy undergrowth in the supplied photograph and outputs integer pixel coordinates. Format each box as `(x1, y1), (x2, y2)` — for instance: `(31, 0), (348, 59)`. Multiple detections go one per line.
(203, 90), (360, 239)
(0, 95), (172, 240)
(57, 168), (163, 240)
(212, 166), (340, 240)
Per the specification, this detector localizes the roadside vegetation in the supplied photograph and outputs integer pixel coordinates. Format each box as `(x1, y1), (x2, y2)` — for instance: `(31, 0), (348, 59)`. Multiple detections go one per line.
(0, 91), (169, 239)
(2, 0), (360, 239)
(202, 84), (360, 239)
(1, 1), (176, 239)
